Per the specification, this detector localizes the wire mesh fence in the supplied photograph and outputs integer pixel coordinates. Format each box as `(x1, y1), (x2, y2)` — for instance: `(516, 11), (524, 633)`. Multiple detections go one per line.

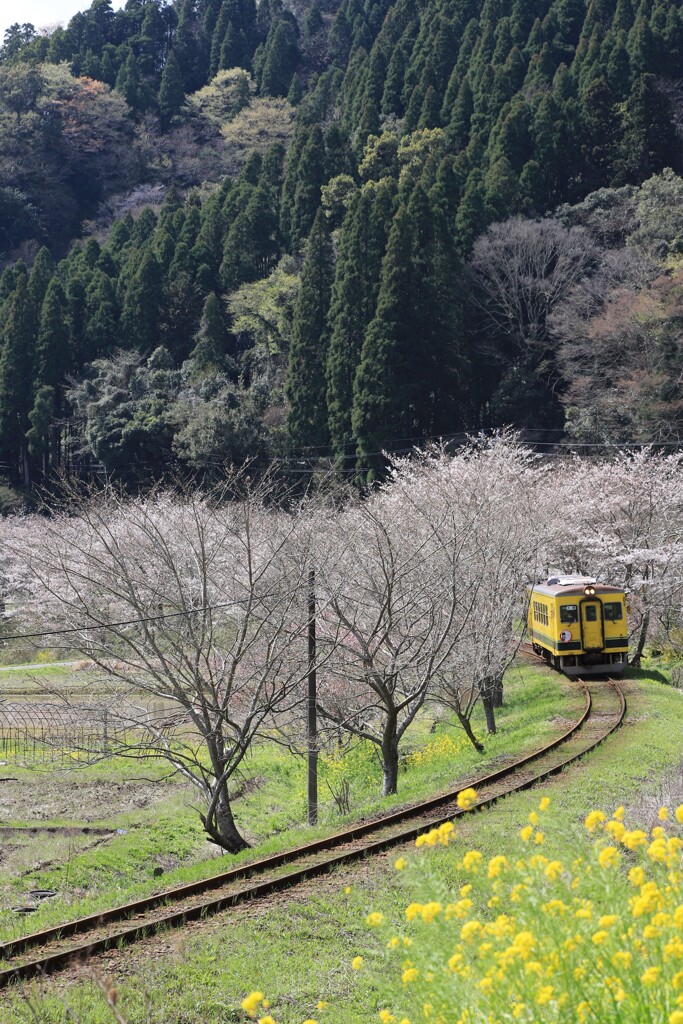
(0, 700), (188, 767)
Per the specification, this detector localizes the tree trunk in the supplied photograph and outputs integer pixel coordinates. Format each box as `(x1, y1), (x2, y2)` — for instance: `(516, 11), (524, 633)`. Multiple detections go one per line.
(456, 711), (485, 752)
(202, 782), (250, 854)
(492, 673), (504, 708)
(21, 444), (31, 494)
(629, 610), (650, 668)
(381, 712), (399, 796)
(482, 695), (496, 735)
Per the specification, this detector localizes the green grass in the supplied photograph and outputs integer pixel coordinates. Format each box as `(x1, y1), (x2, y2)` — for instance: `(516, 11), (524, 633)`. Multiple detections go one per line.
(2, 665), (681, 1022)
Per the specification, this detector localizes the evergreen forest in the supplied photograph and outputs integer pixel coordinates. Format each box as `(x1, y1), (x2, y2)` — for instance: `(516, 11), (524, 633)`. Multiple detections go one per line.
(1, 0), (682, 493)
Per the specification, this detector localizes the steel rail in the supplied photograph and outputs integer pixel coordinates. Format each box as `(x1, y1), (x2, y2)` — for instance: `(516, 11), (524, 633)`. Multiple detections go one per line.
(0, 678), (625, 988)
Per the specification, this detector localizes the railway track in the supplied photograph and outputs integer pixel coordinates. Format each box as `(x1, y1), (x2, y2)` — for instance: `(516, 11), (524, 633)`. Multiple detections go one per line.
(0, 675), (626, 988)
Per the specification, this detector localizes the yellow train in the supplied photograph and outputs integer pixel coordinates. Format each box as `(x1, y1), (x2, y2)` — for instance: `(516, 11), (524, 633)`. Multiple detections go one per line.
(527, 577), (628, 676)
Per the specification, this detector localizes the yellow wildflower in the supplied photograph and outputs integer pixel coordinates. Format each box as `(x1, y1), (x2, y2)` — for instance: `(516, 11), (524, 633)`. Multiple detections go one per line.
(612, 951), (632, 968)
(394, 857), (408, 871)
(519, 825), (533, 842)
(258, 1017), (277, 1024)
(675, 805), (683, 824)
(511, 1006), (526, 1020)
(419, 902), (442, 923)
(459, 884), (472, 897)
(622, 829), (648, 850)
(539, 796), (551, 811)
(536, 985), (554, 1005)
(366, 912), (384, 926)
(641, 966), (661, 985)
(457, 788), (478, 810)
(598, 846), (620, 869)
(351, 957), (363, 970)
(379, 1012), (396, 1024)
(406, 904), (423, 922)
(544, 860), (563, 881)
(462, 850), (483, 872)
(669, 1013), (683, 1024)
(528, 811), (539, 826)
(592, 930), (609, 945)
(629, 866), (645, 887)
(402, 968), (418, 984)
(585, 810), (607, 833)
(659, 806), (669, 821)
(437, 822), (455, 844)
(488, 855), (508, 878)
(534, 831), (545, 845)
(461, 920), (483, 941)
(302, 1020), (318, 1024)
(241, 993), (265, 1018)
(599, 915), (619, 928)
(316, 1003), (328, 1011)
(606, 820), (626, 841)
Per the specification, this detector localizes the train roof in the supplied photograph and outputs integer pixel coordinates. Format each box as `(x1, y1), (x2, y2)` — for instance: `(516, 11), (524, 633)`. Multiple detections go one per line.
(530, 577), (625, 598)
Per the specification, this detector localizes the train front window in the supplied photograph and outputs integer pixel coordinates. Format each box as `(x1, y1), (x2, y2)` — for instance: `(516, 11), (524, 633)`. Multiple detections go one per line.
(560, 605), (578, 623)
(585, 605), (598, 621)
(603, 602), (623, 621)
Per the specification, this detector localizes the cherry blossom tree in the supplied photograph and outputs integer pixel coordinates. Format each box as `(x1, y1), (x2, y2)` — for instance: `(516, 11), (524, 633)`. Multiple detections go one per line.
(547, 450), (683, 664)
(9, 474), (317, 853)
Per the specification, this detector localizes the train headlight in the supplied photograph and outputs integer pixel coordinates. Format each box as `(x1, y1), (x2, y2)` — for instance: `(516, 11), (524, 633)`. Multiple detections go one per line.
(584, 586), (596, 596)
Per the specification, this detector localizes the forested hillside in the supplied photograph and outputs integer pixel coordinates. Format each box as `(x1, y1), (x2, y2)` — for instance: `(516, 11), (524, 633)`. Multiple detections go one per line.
(0, 0), (682, 492)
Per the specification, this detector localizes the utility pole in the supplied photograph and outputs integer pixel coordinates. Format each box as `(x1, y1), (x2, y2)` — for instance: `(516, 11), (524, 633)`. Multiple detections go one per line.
(307, 567), (317, 825)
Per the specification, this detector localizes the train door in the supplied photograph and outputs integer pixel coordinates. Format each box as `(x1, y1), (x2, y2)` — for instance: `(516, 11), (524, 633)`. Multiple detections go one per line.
(580, 600), (604, 651)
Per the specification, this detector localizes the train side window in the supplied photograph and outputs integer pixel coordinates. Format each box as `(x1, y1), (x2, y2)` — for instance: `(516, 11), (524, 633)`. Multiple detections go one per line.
(533, 601), (548, 626)
(560, 605), (578, 624)
(603, 602), (623, 621)
(585, 605), (597, 621)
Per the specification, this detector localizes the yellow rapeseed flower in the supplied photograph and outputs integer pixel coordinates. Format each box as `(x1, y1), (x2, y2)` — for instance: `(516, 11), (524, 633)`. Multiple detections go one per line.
(419, 902), (442, 923)
(387, 936), (400, 949)
(659, 806), (669, 821)
(406, 903), (423, 922)
(585, 810), (607, 833)
(534, 831), (545, 845)
(242, 992), (265, 1018)
(351, 956), (363, 970)
(629, 866), (646, 887)
(488, 855), (509, 878)
(539, 796), (551, 811)
(622, 829), (648, 850)
(613, 806), (625, 821)
(592, 930), (609, 945)
(641, 966), (661, 985)
(462, 850), (483, 872)
(301, 1020), (318, 1024)
(520, 825), (533, 842)
(606, 820), (626, 841)
(457, 788), (478, 810)
(258, 1017), (277, 1024)
(394, 857), (408, 871)
(669, 1013), (683, 1024)
(316, 1002), (328, 1010)
(367, 912), (384, 927)
(675, 804), (683, 824)
(402, 967), (419, 984)
(528, 811), (539, 826)
(536, 985), (554, 1005)
(598, 846), (620, 869)
(378, 1011), (396, 1024)
(544, 860), (563, 881)
(599, 915), (619, 928)
(612, 951), (632, 968)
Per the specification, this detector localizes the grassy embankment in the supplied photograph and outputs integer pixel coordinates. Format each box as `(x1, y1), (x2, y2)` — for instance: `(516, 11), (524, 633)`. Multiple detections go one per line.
(0, 660), (575, 941)
(0, 662), (681, 1021)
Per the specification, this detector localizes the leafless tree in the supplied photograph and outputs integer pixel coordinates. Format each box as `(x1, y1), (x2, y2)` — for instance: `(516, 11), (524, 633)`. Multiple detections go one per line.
(313, 436), (541, 787)
(469, 218), (597, 358)
(9, 473), (317, 853)
(313, 466), (476, 796)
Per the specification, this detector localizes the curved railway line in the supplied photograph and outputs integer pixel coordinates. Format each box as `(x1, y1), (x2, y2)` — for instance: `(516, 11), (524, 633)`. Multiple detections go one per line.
(0, 674), (626, 988)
